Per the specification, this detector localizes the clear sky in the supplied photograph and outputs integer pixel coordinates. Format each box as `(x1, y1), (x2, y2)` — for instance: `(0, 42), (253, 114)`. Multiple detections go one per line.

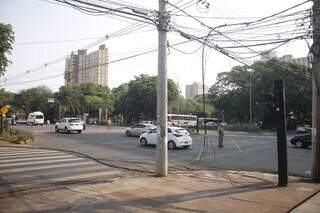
(0, 0), (313, 95)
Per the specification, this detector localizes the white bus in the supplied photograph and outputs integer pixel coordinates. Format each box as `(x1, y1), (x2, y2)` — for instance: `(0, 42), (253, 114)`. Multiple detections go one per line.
(167, 114), (197, 127)
(27, 111), (44, 125)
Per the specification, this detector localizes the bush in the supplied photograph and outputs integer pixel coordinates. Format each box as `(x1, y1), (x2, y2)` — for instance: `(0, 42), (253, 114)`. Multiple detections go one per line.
(1, 127), (34, 144)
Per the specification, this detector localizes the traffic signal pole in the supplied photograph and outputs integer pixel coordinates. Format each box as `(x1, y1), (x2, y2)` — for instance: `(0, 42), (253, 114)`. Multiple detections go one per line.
(156, 0), (169, 177)
(275, 80), (288, 186)
(311, 0), (320, 181)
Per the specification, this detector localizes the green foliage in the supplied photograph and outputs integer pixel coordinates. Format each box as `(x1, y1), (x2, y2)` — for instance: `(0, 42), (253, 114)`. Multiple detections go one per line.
(0, 23), (14, 76)
(12, 86), (55, 120)
(208, 59), (312, 128)
(178, 96), (214, 117)
(55, 83), (113, 118)
(1, 127), (34, 143)
(112, 74), (179, 123)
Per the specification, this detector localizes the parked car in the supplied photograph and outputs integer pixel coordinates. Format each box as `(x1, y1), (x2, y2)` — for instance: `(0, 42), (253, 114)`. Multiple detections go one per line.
(139, 127), (192, 150)
(55, 117), (84, 133)
(139, 120), (157, 125)
(290, 133), (311, 148)
(125, 123), (156, 137)
(16, 118), (27, 125)
(296, 125), (311, 134)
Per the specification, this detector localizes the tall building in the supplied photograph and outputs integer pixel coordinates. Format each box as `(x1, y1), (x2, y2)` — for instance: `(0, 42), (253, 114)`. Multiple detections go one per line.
(185, 82), (208, 99)
(65, 45), (108, 87)
(255, 51), (311, 68)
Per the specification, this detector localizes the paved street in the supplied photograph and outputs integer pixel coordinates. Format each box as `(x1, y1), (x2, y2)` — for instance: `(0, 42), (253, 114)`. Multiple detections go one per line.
(0, 147), (123, 192)
(21, 125), (312, 177)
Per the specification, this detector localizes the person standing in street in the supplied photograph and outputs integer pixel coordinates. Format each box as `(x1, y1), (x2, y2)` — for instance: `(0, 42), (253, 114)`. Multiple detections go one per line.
(107, 118), (112, 129)
(217, 123), (224, 148)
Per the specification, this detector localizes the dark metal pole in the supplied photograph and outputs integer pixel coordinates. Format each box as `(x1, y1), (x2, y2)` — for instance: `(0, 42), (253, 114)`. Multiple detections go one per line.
(275, 79), (288, 187)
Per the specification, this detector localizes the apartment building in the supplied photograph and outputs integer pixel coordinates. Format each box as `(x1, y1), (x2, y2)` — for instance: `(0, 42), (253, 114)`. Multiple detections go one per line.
(65, 44), (108, 87)
(185, 82), (208, 99)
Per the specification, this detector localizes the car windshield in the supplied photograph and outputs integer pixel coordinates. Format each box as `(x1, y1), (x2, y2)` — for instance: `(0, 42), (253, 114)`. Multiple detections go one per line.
(35, 115), (43, 119)
(69, 119), (81, 123)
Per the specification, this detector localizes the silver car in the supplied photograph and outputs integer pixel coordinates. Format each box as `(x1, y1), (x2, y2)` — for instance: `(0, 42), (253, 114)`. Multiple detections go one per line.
(125, 123), (156, 137)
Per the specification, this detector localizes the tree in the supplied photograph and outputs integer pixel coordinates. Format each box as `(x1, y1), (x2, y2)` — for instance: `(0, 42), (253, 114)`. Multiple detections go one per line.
(112, 74), (179, 124)
(0, 23), (15, 76)
(12, 86), (54, 120)
(178, 95), (214, 118)
(55, 85), (84, 117)
(78, 83), (114, 118)
(208, 59), (312, 128)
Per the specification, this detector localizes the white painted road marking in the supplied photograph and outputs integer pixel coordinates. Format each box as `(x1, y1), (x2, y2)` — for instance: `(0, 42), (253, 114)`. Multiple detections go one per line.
(231, 138), (243, 152)
(0, 154), (76, 163)
(0, 157), (85, 168)
(0, 161), (96, 174)
(0, 150), (59, 156)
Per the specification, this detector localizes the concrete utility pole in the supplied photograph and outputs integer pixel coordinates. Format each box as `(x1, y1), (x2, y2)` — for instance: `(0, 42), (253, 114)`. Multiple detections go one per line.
(311, 0), (320, 181)
(156, 0), (169, 177)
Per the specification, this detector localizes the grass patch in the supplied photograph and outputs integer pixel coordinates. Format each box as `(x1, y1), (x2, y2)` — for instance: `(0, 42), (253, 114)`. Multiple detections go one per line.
(0, 127), (34, 144)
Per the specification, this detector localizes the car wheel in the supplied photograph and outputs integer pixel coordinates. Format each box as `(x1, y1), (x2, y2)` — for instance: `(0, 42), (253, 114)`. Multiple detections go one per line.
(168, 141), (176, 150)
(295, 140), (304, 148)
(140, 138), (148, 146)
(55, 126), (59, 133)
(64, 127), (69, 134)
(77, 130), (82, 134)
(126, 131), (131, 137)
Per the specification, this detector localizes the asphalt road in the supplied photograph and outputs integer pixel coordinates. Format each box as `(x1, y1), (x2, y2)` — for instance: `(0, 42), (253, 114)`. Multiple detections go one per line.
(21, 125), (312, 177)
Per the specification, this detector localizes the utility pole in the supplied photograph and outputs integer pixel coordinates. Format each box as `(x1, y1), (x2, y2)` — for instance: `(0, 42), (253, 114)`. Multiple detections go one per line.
(249, 72), (252, 126)
(311, 0), (320, 181)
(156, 0), (169, 177)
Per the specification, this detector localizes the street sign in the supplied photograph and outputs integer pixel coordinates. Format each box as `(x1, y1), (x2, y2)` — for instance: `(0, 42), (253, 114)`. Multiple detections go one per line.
(0, 105), (9, 114)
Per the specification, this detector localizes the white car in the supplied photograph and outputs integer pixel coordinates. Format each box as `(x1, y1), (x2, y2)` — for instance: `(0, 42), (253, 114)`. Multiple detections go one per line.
(125, 123), (156, 137)
(55, 118), (84, 133)
(139, 127), (192, 150)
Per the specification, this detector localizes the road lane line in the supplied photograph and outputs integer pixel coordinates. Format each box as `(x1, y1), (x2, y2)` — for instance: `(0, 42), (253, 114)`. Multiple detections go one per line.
(215, 144), (274, 159)
(0, 161), (96, 174)
(0, 154), (75, 163)
(0, 158), (84, 168)
(49, 171), (122, 182)
(231, 138), (243, 152)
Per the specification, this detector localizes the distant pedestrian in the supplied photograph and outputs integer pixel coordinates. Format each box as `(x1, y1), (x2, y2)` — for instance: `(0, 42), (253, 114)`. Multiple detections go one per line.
(107, 118), (112, 129)
(217, 123), (224, 148)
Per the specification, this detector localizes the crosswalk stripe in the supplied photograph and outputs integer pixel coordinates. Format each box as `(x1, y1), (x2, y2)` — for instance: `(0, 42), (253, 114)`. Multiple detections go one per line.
(0, 157), (84, 168)
(0, 152), (69, 160)
(0, 149), (58, 154)
(0, 161), (96, 173)
(0, 150), (59, 156)
(0, 154), (76, 163)
(49, 171), (122, 182)
(1, 165), (108, 180)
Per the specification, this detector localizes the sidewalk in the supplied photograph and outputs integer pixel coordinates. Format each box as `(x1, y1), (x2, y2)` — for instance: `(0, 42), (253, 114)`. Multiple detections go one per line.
(0, 143), (319, 213)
